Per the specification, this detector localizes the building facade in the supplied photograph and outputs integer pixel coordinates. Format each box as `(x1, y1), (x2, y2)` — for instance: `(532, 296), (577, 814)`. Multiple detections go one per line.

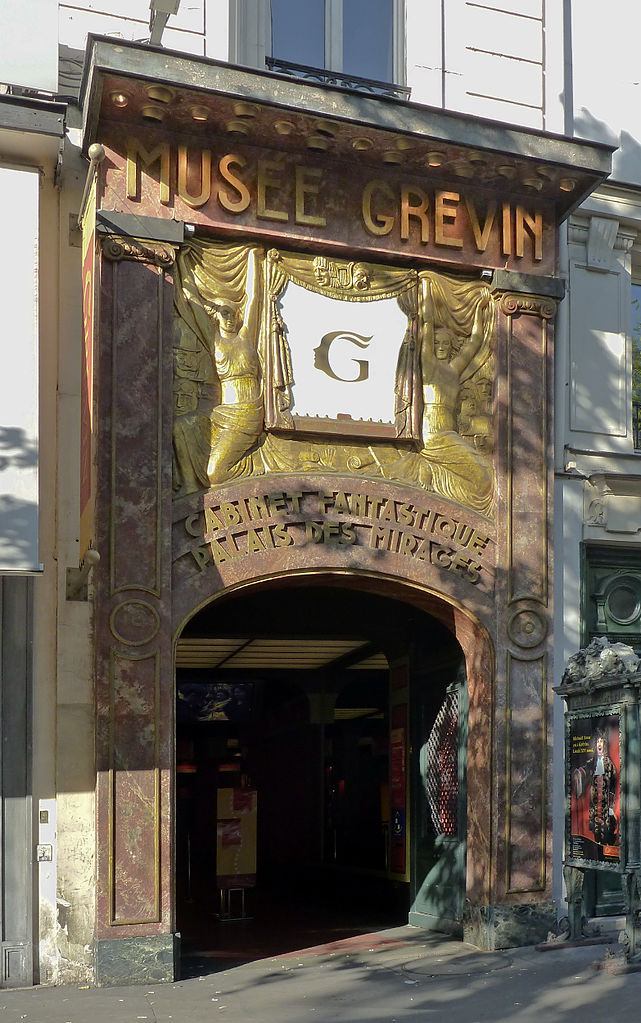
(1, 0), (639, 988)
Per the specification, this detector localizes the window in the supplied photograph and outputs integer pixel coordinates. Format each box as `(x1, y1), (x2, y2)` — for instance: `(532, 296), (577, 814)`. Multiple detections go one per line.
(341, 0), (395, 83)
(631, 281), (641, 449)
(270, 0), (325, 70)
(234, 1), (404, 89)
(583, 545), (641, 653)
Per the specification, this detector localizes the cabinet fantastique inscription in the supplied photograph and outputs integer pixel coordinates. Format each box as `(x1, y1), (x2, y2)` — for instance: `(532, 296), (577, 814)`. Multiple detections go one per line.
(177, 487), (494, 589)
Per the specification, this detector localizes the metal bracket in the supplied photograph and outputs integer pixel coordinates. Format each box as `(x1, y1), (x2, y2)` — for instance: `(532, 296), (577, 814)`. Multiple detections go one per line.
(66, 549), (100, 601)
(97, 209), (186, 244)
(539, 865), (609, 950)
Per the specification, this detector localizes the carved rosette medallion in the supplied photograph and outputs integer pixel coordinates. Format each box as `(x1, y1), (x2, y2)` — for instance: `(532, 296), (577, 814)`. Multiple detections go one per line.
(109, 599), (161, 647)
(507, 606), (548, 649)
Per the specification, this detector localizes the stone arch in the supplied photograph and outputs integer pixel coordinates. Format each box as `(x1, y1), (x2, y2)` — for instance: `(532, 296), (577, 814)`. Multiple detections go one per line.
(172, 563), (495, 912)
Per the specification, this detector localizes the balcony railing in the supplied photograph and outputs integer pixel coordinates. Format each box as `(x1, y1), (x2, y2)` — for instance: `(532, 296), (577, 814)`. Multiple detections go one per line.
(634, 400), (641, 451)
(265, 57), (411, 101)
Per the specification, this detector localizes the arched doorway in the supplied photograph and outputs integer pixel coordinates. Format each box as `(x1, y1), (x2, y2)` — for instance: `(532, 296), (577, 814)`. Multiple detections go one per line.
(174, 575), (487, 966)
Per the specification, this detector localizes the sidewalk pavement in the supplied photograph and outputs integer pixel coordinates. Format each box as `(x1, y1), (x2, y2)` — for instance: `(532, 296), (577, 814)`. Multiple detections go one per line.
(0, 927), (639, 1023)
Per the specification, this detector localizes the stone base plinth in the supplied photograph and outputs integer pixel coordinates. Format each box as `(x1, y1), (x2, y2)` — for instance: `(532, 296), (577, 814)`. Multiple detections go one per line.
(408, 909), (463, 938)
(95, 933), (180, 987)
(463, 902), (557, 950)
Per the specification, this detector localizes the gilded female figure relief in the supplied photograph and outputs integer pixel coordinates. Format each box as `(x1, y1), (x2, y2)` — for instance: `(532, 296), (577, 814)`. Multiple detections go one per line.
(415, 274), (493, 512)
(202, 247), (264, 485)
(173, 242), (265, 493)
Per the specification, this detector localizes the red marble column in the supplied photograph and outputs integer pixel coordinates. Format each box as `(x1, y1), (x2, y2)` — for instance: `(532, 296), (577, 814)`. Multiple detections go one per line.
(93, 236), (177, 984)
(491, 290), (556, 944)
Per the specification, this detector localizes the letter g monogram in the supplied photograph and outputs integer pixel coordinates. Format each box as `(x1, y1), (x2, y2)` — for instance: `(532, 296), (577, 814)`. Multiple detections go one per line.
(313, 331), (372, 382)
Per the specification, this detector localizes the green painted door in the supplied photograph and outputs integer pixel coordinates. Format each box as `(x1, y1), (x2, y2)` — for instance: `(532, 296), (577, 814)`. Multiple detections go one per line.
(409, 678), (467, 934)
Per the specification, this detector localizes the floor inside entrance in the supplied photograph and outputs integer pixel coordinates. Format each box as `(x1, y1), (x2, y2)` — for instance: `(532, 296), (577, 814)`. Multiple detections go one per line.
(180, 879), (407, 969)
(176, 584), (463, 971)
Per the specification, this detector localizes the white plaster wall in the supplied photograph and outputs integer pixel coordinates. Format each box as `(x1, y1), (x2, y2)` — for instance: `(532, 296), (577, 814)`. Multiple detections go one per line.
(552, 476), (583, 908)
(542, 0), (566, 136)
(58, 0), (207, 58)
(54, 123), (96, 985)
(0, 168), (40, 572)
(571, 0), (641, 186)
(31, 146), (62, 986)
(405, 0), (547, 129)
(0, 0), (58, 92)
(404, 0), (442, 108)
(563, 214), (636, 455)
(206, 0), (230, 61)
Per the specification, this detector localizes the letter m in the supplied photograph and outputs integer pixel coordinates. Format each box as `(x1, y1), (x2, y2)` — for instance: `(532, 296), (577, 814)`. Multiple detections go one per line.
(126, 137), (171, 205)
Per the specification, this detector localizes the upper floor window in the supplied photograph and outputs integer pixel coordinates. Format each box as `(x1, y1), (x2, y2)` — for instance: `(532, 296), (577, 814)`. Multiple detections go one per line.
(631, 280), (641, 449)
(342, 0), (395, 83)
(235, 0), (404, 90)
(271, 0), (326, 70)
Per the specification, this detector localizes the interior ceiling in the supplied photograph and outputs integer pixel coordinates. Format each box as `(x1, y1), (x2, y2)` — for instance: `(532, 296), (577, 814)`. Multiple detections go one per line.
(175, 637), (388, 671)
(176, 584), (458, 673)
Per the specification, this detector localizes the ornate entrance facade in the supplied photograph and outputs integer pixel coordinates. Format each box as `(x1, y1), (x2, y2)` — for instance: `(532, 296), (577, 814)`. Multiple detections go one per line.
(80, 37), (611, 983)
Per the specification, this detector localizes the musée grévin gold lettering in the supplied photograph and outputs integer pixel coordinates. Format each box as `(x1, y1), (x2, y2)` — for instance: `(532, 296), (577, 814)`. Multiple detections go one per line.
(181, 489), (493, 586)
(125, 138), (544, 263)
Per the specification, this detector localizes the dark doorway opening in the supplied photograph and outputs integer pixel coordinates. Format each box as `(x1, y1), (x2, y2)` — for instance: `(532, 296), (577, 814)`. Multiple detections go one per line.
(175, 583), (465, 969)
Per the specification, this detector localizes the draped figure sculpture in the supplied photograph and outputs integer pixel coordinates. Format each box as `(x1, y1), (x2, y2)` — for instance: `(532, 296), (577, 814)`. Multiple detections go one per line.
(173, 242), (265, 493)
(204, 247), (264, 484)
(415, 273), (494, 513)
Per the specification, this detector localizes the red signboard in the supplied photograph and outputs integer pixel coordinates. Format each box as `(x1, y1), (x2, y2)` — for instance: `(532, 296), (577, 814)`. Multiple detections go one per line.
(390, 703), (407, 875)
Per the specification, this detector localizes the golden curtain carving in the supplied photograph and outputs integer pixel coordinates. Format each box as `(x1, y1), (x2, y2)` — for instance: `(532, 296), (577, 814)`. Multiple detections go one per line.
(172, 240), (496, 517)
(262, 249), (417, 430)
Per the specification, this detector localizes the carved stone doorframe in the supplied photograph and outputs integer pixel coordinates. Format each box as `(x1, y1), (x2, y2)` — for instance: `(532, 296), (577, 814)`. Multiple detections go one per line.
(91, 232), (563, 981)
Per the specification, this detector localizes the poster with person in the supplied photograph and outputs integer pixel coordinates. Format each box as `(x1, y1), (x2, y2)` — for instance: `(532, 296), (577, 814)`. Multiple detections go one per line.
(568, 713), (621, 867)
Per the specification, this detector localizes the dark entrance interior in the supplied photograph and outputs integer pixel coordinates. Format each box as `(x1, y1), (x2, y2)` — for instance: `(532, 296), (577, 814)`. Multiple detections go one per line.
(175, 582), (465, 968)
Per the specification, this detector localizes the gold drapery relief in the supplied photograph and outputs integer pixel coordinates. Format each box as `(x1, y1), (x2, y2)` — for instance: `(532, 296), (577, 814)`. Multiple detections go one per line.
(261, 249), (419, 435)
(415, 272), (494, 510)
(172, 240), (495, 516)
(173, 240), (265, 492)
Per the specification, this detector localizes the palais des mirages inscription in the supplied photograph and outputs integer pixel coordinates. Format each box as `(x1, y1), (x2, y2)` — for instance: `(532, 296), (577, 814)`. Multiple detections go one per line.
(177, 488), (494, 591)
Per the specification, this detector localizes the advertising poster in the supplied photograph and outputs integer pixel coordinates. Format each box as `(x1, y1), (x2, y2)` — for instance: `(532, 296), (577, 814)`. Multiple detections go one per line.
(216, 788), (257, 889)
(177, 681), (253, 722)
(568, 713), (621, 866)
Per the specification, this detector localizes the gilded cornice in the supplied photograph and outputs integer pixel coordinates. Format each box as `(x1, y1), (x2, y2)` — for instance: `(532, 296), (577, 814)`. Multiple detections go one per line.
(101, 235), (176, 266)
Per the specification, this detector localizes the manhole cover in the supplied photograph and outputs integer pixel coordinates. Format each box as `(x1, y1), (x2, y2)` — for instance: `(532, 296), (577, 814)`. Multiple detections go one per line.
(403, 952), (513, 976)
